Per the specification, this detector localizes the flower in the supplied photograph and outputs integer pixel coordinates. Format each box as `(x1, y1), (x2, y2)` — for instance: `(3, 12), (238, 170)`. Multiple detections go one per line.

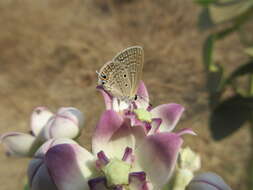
(97, 81), (187, 136)
(186, 172), (232, 190)
(173, 147), (201, 190)
(0, 107), (84, 157)
(28, 110), (193, 190)
(178, 147), (201, 172)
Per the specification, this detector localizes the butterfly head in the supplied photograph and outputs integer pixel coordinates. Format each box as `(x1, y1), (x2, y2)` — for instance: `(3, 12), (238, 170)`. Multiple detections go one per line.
(96, 71), (108, 86)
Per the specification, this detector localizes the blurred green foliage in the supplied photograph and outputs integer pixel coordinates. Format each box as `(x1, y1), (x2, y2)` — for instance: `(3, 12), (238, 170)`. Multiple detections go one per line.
(24, 184), (29, 190)
(195, 0), (253, 140)
(194, 1), (253, 188)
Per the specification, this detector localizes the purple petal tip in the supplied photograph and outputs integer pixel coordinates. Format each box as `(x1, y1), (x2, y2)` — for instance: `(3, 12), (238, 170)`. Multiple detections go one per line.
(177, 128), (196, 136)
(88, 177), (107, 189)
(122, 147), (133, 161)
(129, 172), (146, 183)
(97, 151), (110, 165)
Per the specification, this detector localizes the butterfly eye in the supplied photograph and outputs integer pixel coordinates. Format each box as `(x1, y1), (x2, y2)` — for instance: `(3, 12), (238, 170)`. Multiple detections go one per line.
(101, 73), (107, 79)
(123, 74), (126, 77)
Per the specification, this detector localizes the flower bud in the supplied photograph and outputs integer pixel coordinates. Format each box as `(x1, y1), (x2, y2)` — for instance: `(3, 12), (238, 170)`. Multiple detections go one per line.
(187, 172), (232, 190)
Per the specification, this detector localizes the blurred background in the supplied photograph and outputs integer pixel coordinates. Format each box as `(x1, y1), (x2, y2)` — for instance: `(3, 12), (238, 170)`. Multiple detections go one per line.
(0, 0), (252, 189)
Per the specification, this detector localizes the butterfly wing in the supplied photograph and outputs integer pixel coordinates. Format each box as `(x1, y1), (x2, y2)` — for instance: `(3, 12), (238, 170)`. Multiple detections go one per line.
(98, 61), (131, 100)
(112, 46), (144, 98)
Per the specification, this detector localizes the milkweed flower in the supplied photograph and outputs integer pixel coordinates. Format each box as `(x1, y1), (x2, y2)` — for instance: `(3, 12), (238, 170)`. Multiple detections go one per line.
(173, 147), (201, 190)
(97, 81), (187, 136)
(28, 110), (193, 190)
(0, 107), (84, 157)
(187, 172), (232, 190)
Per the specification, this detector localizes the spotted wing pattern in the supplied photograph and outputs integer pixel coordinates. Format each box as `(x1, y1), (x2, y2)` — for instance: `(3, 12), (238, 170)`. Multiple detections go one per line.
(98, 61), (131, 100)
(98, 46), (144, 101)
(113, 46), (144, 98)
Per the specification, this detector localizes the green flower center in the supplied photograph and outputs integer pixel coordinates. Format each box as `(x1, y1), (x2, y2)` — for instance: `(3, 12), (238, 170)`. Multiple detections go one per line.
(102, 159), (131, 186)
(133, 108), (152, 123)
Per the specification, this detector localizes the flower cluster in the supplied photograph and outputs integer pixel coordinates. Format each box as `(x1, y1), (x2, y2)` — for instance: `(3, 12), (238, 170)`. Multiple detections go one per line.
(1, 107), (84, 157)
(0, 81), (232, 190)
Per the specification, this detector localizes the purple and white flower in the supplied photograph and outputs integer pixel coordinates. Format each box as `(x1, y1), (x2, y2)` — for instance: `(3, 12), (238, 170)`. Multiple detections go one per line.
(28, 110), (193, 190)
(0, 107), (84, 157)
(173, 147), (201, 190)
(97, 81), (190, 136)
(187, 172), (232, 190)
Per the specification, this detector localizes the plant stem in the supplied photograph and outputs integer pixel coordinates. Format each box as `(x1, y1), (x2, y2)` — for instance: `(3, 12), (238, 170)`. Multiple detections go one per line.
(248, 74), (253, 190)
(249, 75), (253, 96)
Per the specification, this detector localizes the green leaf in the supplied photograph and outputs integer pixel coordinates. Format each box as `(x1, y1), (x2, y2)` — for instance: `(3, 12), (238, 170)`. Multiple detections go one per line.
(209, 0), (253, 24)
(238, 13), (253, 46)
(210, 95), (253, 140)
(23, 184), (29, 190)
(207, 64), (224, 93)
(203, 35), (216, 69)
(207, 65), (224, 108)
(202, 26), (241, 96)
(215, 24), (238, 39)
(198, 8), (216, 30)
(225, 60), (253, 85)
(245, 47), (253, 56)
(195, 0), (217, 6)
(203, 26), (236, 70)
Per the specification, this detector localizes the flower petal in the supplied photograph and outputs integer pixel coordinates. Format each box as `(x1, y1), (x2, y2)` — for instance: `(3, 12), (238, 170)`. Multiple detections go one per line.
(92, 110), (135, 159)
(131, 124), (148, 149)
(136, 81), (149, 109)
(97, 121), (135, 160)
(150, 104), (184, 132)
(187, 172), (232, 190)
(177, 128), (197, 136)
(28, 158), (58, 190)
(57, 107), (85, 128)
(148, 118), (162, 135)
(41, 108), (84, 140)
(34, 138), (78, 157)
(28, 139), (95, 190)
(31, 107), (53, 136)
(45, 143), (96, 190)
(129, 172), (150, 190)
(1, 132), (38, 157)
(88, 177), (108, 190)
(173, 169), (194, 190)
(179, 147), (201, 171)
(133, 132), (183, 188)
(97, 85), (113, 110)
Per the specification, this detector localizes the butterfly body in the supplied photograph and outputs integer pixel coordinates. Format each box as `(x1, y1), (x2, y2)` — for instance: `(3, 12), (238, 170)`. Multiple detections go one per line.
(97, 46), (144, 103)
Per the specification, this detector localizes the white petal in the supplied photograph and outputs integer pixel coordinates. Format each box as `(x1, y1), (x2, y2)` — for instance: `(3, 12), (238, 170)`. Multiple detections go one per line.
(150, 104), (184, 133)
(1, 132), (38, 157)
(31, 107), (53, 136)
(57, 107), (85, 128)
(40, 107), (85, 140)
(92, 110), (135, 159)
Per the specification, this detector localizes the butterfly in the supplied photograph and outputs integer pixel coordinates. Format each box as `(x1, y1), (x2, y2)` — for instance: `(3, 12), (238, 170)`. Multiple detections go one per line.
(97, 46), (144, 103)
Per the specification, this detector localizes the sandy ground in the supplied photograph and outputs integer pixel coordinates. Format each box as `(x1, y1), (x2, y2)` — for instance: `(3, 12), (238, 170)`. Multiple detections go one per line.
(0, 0), (251, 189)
